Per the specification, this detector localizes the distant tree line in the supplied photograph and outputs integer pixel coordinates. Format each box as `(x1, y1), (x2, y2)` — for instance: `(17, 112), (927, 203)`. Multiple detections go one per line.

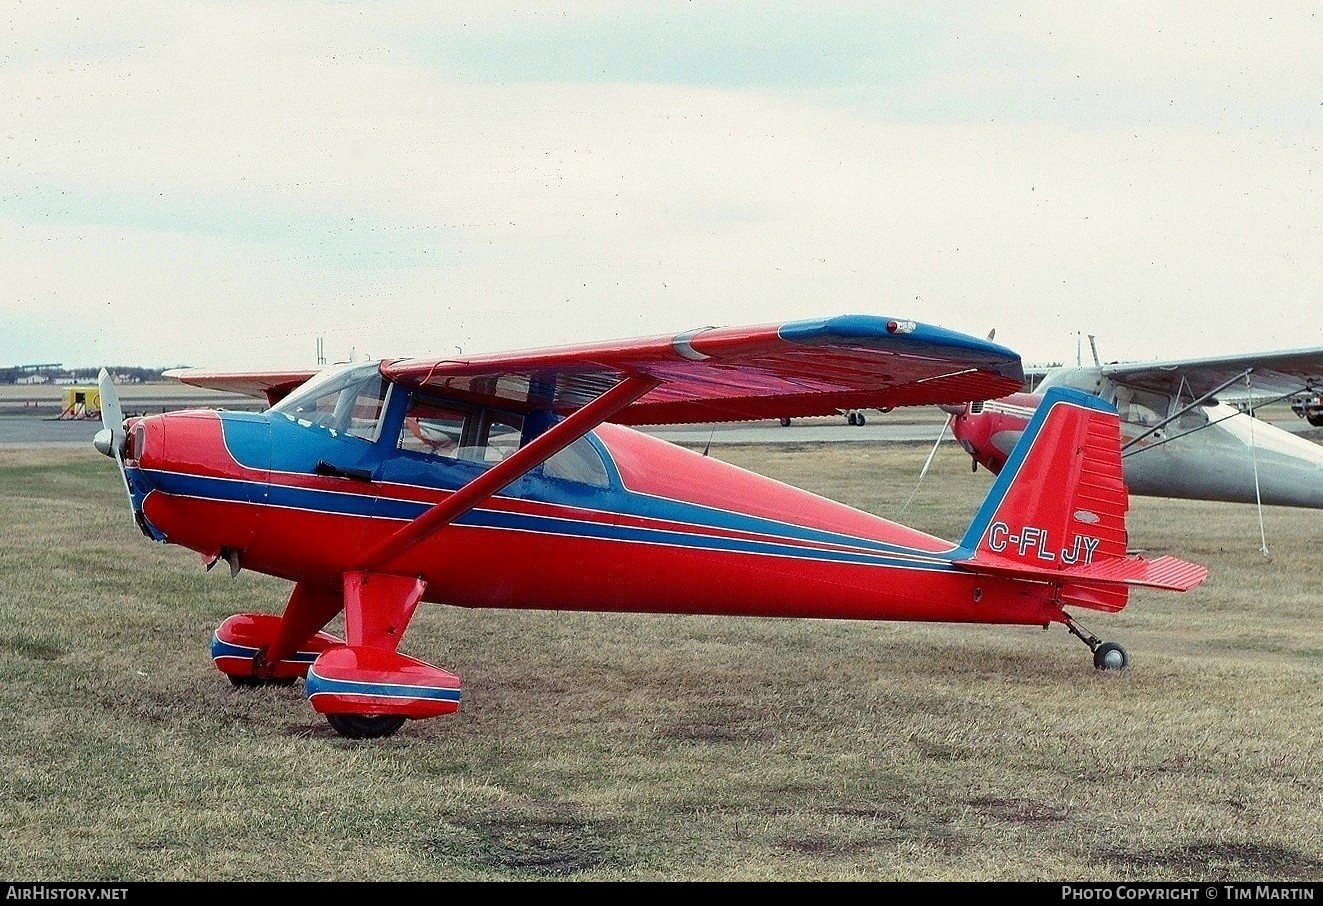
(0, 366), (186, 385)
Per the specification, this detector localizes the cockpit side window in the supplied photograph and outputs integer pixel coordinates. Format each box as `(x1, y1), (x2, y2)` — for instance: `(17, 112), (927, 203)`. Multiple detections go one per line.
(544, 435), (609, 488)
(1113, 387), (1169, 427)
(481, 411), (524, 464)
(398, 392), (525, 465)
(395, 391), (609, 487)
(343, 378), (390, 441)
(400, 397), (467, 458)
(1175, 404), (1210, 431)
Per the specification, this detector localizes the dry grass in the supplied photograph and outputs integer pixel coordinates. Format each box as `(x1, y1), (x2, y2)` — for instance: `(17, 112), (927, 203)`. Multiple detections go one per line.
(0, 441), (1320, 882)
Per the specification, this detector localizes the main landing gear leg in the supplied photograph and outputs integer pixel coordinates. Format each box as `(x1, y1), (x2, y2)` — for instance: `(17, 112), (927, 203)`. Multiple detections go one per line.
(263, 582), (344, 669)
(1061, 612), (1130, 671)
(213, 582), (345, 688)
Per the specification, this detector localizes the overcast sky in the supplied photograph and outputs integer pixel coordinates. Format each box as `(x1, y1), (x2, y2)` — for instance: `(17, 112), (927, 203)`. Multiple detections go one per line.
(3, 2), (1319, 372)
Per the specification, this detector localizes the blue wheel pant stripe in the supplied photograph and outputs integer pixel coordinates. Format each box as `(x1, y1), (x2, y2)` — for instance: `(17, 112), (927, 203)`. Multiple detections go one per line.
(305, 670), (461, 703)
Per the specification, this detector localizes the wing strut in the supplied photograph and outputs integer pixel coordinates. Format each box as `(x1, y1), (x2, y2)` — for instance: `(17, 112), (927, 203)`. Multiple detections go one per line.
(897, 411), (952, 518)
(1244, 372), (1270, 559)
(1121, 371), (1271, 558)
(357, 373), (660, 572)
(1123, 374), (1315, 456)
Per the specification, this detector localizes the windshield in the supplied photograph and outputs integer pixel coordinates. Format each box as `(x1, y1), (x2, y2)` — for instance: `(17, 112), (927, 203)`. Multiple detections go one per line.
(270, 361), (390, 440)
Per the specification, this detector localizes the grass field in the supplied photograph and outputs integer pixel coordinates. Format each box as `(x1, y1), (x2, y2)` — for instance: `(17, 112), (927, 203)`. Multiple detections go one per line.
(1, 440), (1320, 882)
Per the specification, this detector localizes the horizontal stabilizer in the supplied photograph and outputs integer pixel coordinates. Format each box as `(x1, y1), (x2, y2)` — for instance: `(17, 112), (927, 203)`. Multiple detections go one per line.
(1137, 555), (1212, 591)
(954, 551), (1208, 592)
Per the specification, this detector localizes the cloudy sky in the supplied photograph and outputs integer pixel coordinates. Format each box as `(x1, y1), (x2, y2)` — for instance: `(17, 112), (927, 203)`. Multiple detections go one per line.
(3, 1), (1319, 371)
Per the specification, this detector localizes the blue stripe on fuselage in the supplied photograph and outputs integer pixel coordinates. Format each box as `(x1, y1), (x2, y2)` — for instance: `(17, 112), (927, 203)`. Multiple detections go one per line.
(191, 408), (955, 569)
(221, 408), (937, 557)
(140, 466), (953, 570)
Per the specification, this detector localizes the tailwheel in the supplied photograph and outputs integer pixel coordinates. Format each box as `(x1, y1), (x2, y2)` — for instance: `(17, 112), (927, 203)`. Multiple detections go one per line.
(1062, 612), (1130, 671)
(326, 713), (407, 739)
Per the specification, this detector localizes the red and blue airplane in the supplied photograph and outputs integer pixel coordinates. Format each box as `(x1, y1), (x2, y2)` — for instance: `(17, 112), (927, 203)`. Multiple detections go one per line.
(93, 315), (1207, 739)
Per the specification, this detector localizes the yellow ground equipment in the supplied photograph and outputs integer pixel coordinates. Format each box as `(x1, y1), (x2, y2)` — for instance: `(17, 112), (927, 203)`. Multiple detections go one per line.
(57, 385), (101, 420)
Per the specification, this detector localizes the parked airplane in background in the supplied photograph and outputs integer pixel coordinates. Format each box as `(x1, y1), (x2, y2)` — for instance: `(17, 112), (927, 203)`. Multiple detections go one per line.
(947, 344), (1323, 509)
(1289, 391), (1323, 427)
(778, 407), (876, 427)
(92, 314), (1205, 739)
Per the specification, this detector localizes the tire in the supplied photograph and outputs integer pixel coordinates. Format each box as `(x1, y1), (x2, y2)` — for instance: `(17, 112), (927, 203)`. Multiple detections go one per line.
(1307, 413), (1323, 427)
(1093, 641), (1129, 671)
(326, 713), (407, 739)
(779, 417), (791, 427)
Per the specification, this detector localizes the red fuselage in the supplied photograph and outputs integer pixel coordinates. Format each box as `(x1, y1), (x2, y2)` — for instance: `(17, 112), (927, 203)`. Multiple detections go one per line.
(124, 407), (1065, 629)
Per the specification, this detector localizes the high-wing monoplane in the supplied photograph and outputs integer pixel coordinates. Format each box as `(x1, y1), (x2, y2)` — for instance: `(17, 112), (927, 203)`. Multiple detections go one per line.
(93, 315), (1206, 739)
(948, 346), (1323, 509)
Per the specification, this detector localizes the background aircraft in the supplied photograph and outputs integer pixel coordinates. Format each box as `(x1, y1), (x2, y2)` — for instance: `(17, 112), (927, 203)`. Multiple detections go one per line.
(778, 407), (876, 427)
(1289, 391), (1323, 426)
(93, 315), (1205, 739)
(946, 344), (1323, 510)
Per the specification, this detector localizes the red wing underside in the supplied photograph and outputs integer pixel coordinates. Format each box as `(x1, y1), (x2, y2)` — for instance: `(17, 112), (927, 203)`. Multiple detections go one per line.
(164, 316), (1023, 424)
(382, 315), (1025, 425)
(164, 367), (321, 406)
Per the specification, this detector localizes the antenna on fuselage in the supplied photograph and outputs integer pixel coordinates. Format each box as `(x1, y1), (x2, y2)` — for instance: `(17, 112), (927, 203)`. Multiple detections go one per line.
(1088, 335), (1100, 367)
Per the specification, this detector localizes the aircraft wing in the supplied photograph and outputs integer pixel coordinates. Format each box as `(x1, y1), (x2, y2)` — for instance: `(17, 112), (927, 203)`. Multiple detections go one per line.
(382, 314), (1025, 426)
(163, 367), (322, 407)
(1100, 347), (1323, 402)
